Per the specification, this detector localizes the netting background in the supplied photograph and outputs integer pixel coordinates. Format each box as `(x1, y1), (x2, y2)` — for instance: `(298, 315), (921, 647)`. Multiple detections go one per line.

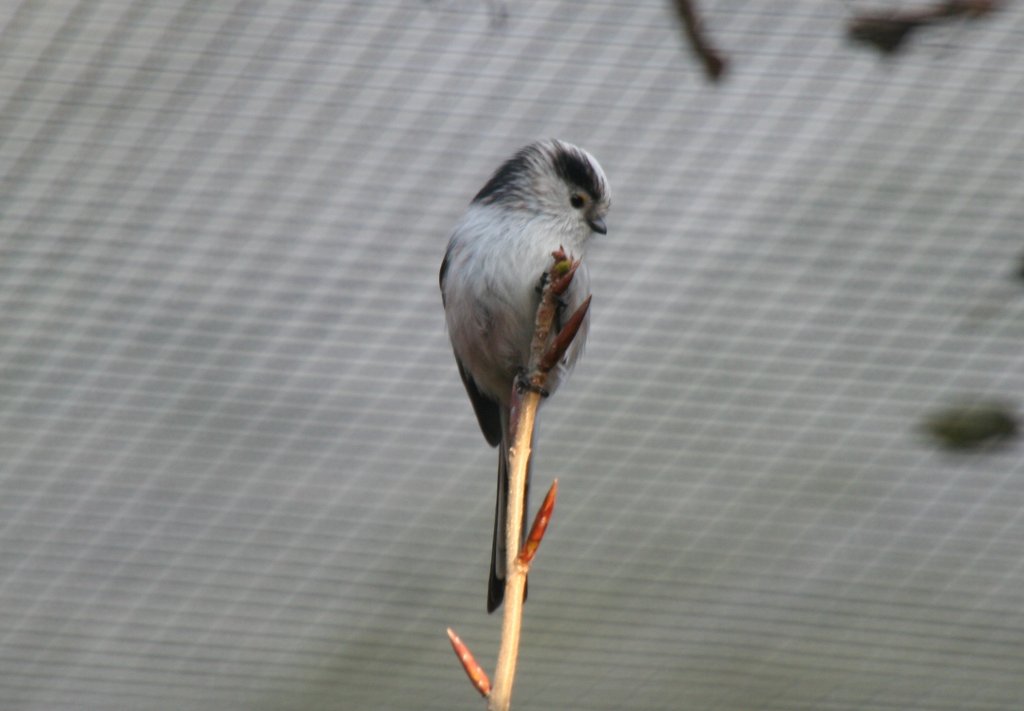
(2, 1), (1024, 709)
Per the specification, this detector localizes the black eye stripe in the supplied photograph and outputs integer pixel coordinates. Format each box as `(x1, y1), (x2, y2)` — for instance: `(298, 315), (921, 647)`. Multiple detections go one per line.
(470, 140), (606, 207)
(552, 146), (605, 203)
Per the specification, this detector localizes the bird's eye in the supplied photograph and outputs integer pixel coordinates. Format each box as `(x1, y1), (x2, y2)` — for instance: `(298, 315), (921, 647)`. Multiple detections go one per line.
(570, 194), (585, 209)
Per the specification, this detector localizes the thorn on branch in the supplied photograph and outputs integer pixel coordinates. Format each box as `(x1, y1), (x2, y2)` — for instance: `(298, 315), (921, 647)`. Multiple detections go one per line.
(539, 295), (592, 375)
(518, 479), (558, 566)
(447, 628), (491, 698)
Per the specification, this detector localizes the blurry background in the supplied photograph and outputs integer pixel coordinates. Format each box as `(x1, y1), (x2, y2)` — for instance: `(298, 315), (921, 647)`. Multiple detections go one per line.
(2, 1), (1024, 709)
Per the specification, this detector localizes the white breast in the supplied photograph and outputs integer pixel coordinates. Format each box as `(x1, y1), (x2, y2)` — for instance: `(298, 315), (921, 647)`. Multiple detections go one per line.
(443, 203), (591, 405)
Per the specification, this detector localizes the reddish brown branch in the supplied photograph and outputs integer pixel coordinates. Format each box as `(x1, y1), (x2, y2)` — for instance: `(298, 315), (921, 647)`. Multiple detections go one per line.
(539, 295), (592, 375)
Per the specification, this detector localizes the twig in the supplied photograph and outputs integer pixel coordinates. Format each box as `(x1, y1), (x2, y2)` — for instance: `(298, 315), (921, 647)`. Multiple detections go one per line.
(488, 384), (538, 711)
(490, 249), (587, 711)
(671, 0), (728, 81)
(847, 0), (997, 55)
(446, 249), (587, 710)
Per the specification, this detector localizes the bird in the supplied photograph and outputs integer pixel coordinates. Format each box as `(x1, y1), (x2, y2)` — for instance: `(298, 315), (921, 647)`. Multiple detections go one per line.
(439, 139), (610, 612)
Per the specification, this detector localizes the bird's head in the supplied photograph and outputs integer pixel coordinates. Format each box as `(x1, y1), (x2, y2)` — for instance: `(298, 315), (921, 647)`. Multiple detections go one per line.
(472, 139), (611, 242)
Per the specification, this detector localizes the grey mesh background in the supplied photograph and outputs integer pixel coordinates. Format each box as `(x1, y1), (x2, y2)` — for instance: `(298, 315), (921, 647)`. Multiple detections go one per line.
(2, 1), (1024, 709)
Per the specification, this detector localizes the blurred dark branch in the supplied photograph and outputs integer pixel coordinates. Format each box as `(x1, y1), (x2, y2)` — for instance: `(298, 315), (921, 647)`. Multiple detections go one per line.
(672, 0), (728, 81)
(847, 0), (998, 55)
(923, 401), (1019, 450)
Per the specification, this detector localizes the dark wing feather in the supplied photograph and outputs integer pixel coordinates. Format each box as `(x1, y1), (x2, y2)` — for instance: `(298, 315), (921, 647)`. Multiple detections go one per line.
(442, 249), (503, 447)
(439, 251), (450, 304)
(456, 358), (503, 447)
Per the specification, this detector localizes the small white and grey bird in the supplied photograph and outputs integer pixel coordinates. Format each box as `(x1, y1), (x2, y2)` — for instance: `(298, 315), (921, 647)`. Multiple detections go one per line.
(439, 139), (610, 612)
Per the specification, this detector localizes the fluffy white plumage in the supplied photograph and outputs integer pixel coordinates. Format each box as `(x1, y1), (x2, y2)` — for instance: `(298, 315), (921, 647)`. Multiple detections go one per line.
(442, 201), (590, 402)
(440, 139), (610, 612)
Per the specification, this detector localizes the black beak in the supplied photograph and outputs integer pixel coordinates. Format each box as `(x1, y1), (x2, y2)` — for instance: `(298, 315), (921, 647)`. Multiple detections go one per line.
(588, 216), (607, 235)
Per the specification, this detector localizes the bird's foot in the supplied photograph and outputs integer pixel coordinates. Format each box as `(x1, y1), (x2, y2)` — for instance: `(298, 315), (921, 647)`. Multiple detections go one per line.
(534, 272), (548, 294)
(515, 368), (549, 397)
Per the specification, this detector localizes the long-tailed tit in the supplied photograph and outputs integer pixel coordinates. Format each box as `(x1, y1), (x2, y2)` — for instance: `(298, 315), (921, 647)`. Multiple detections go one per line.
(440, 140), (610, 612)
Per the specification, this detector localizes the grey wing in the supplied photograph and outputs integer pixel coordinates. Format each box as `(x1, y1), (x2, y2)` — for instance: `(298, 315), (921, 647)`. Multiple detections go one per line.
(441, 246), (504, 448)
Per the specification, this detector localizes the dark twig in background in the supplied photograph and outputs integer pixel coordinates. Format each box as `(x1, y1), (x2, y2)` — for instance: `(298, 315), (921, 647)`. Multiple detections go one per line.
(671, 0), (728, 81)
(923, 400), (1019, 450)
(847, 0), (998, 55)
